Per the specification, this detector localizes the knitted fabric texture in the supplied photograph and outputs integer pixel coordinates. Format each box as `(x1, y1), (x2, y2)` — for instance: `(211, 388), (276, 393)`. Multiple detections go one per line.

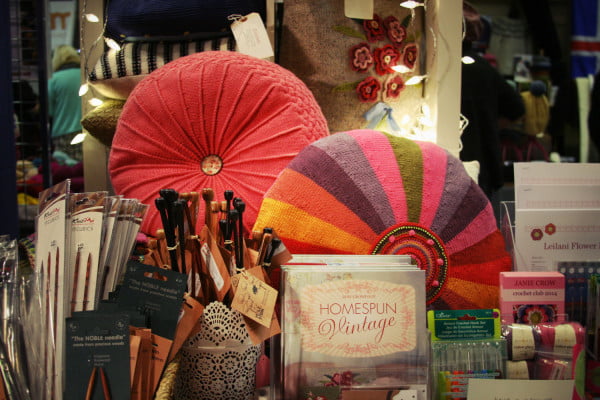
(253, 130), (511, 310)
(81, 99), (125, 147)
(109, 51), (329, 235)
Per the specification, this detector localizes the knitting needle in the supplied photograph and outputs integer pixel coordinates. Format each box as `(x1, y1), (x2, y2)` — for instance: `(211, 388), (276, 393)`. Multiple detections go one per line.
(223, 190), (234, 241)
(155, 198), (179, 272)
(234, 199), (246, 271)
(83, 253), (92, 311)
(228, 209), (241, 272)
(201, 188), (214, 231)
(85, 366), (97, 400)
(263, 238), (281, 269)
(99, 366), (111, 400)
(71, 244), (82, 314)
(174, 200), (187, 274)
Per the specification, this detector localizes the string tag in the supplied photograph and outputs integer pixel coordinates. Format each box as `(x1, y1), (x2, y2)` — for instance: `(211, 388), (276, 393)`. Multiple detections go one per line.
(344, 0), (374, 19)
(230, 12), (274, 60)
(230, 270), (277, 327)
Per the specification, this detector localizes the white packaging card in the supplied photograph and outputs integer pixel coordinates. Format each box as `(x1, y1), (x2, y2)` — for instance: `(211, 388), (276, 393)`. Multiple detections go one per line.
(467, 379), (573, 400)
(514, 208), (600, 270)
(514, 162), (600, 186)
(515, 184), (600, 210)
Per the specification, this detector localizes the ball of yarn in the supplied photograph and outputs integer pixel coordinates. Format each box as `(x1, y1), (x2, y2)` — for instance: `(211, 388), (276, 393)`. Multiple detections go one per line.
(506, 360), (534, 380)
(503, 323), (541, 361)
(109, 51), (329, 235)
(253, 129), (512, 309)
(537, 322), (586, 356)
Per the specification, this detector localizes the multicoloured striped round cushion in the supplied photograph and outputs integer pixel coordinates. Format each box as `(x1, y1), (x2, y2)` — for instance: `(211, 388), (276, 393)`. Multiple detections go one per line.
(253, 129), (512, 310)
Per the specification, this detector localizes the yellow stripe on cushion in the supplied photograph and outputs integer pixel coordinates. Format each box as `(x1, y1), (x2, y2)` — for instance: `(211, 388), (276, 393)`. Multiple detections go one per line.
(265, 169), (377, 243)
(254, 198), (372, 254)
(444, 276), (501, 309)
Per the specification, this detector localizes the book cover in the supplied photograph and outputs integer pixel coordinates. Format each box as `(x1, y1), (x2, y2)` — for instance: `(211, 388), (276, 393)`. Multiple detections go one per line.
(499, 271), (565, 324)
(278, 257), (428, 400)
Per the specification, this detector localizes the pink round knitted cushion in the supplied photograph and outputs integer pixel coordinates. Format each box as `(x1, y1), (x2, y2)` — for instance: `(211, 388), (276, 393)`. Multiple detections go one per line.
(109, 51), (329, 235)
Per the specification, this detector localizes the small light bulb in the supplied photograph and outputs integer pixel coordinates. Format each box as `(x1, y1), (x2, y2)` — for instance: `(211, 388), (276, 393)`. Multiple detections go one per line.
(461, 56), (475, 64)
(405, 75), (426, 85)
(70, 133), (87, 145)
(104, 37), (121, 51)
(88, 98), (103, 107)
(400, 1), (422, 9)
(84, 13), (100, 23)
(391, 65), (411, 73)
(78, 83), (89, 96)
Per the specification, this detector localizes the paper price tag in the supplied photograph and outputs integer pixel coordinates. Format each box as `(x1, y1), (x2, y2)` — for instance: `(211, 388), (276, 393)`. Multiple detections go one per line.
(344, 0), (374, 19)
(231, 270), (277, 327)
(230, 12), (274, 60)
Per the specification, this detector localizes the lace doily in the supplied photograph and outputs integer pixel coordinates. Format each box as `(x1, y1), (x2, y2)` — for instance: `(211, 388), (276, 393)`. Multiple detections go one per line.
(173, 301), (262, 400)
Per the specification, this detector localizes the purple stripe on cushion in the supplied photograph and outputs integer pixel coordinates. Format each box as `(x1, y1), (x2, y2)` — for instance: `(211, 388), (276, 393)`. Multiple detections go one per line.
(438, 179), (489, 243)
(288, 137), (390, 233)
(430, 155), (472, 234)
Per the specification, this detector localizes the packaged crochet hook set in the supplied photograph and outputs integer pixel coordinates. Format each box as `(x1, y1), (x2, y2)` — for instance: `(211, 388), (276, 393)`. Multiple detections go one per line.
(427, 309), (507, 400)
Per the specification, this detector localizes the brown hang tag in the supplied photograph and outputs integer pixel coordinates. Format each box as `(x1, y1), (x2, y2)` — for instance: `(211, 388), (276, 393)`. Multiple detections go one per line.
(149, 333), (173, 397)
(167, 294), (205, 363)
(200, 225), (232, 301)
(129, 335), (142, 390)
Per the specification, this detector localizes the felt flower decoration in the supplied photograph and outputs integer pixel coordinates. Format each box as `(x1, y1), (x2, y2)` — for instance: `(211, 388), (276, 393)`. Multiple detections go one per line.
(373, 44), (401, 76)
(362, 14), (386, 42)
(384, 75), (406, 101)
(356, 77), (381, 103)
(349, 42), (374, 73)
(403, 43), (418, 70)
(383, 16), (406, 47)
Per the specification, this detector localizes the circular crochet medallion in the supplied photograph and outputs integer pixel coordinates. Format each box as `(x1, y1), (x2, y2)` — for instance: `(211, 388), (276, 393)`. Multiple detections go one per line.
(370, 223), (448, 305)
(109, 51), (329, 235)
(253, 129), (512, 310)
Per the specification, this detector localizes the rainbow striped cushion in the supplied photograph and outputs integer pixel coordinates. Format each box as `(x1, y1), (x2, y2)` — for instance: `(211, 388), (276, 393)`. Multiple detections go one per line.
(253, 129), (512, 310)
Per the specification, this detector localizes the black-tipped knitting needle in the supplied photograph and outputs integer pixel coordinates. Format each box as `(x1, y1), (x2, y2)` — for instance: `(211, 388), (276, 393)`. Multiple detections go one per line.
(174, 200), (187, 274)
(155, 197), (179, 272)
(263, 238), (281, 269)
(234, 199), (245, 271)
(228, 209), (241, 272)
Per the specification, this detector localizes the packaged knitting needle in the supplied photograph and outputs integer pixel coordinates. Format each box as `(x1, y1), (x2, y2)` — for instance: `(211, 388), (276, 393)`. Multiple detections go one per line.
(35, 179), (71, 400)
(101, 198), (138, 299)
(67, 191), (108, 314)
(0, 239), (31, 399)
(95, 195), (122, 304)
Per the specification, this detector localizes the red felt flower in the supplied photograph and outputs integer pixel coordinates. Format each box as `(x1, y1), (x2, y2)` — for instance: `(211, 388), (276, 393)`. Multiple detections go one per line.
(356, 76), (381, 103)
(545, 223), (556, 235)
(373, 45), (400, 76)
(384, 75), (405, 100)
(384, 16), (406, 47)
(349, 42), (373, 73)
(363, 14), (385, 42)
(403, 43), (418, 70)
(531, 228), (543, 241)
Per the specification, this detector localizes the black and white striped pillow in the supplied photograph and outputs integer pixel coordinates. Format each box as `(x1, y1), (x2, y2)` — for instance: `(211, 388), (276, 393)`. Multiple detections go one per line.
(89, 36), (237, 100)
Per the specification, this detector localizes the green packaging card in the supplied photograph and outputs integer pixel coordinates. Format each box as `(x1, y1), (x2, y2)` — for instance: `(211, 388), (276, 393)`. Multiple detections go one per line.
(65, 312), (130, 400)
(427, 309), (501, 341)
(116, 260), (187, 339)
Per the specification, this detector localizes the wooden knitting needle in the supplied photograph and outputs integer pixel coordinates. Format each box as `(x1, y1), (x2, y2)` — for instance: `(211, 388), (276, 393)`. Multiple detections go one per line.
(201, 188), (214, 230)
(71, 244), (82, 314)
